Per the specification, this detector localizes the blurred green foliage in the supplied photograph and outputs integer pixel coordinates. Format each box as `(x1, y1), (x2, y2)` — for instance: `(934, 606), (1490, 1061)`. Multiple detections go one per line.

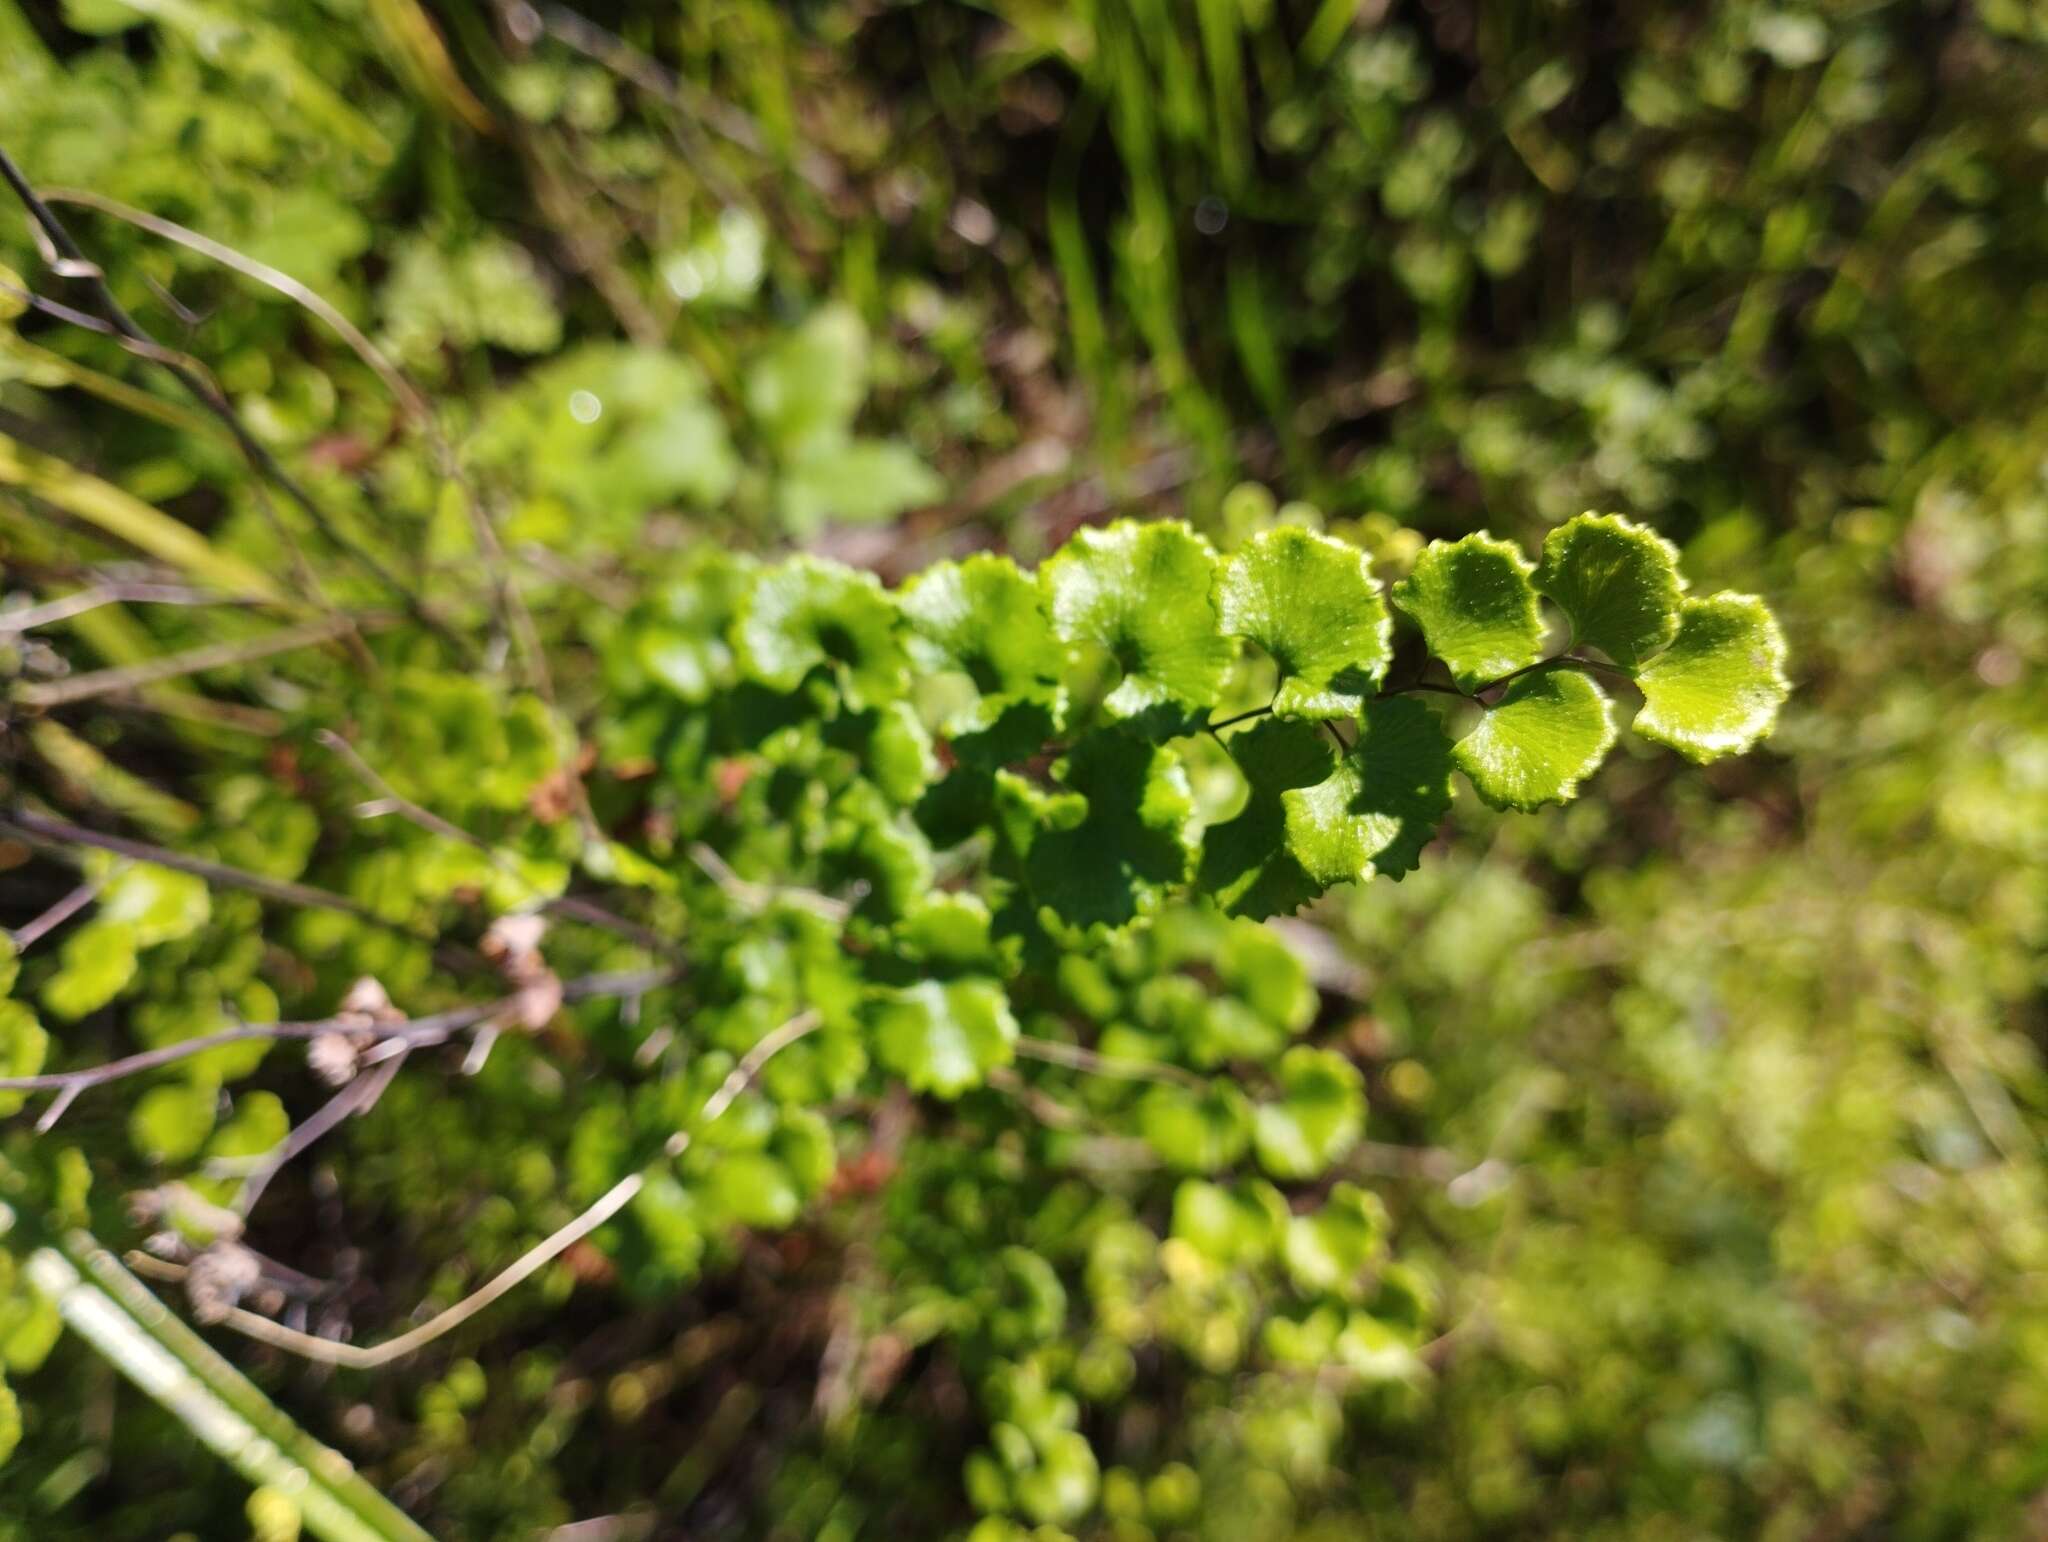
(0, 0), (2044, 1539)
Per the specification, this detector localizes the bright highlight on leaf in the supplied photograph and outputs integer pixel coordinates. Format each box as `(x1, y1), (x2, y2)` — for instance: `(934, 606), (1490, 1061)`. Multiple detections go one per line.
(1282, 697), (1455, 887)
(1390, 532), (1544, 691)
(743, 302), (870, 457)
(1138, 1080), (1253, 1173)
(898, 553), (1065, 704)
(129, 1082), (217, 1165)
(1173, 1179), (1287, 1266)
(1217, 527), (1390, 718)
(1253, 1047), (1366, 1179)
(871, 978), (1019, 1097)
(1040, 520), (1234, 728)
(1632, 594), (1790, 762)
(776, 438), (942, 533)
(1454, 667), (1618, 811)
(1535, 512), (1685, 668)
(733, 555), (908, 709)
(1283, 1185), (1387, 1300)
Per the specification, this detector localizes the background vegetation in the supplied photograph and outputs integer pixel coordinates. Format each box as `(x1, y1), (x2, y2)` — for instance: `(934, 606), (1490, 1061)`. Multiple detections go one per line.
(0, 1), (2044, 1538)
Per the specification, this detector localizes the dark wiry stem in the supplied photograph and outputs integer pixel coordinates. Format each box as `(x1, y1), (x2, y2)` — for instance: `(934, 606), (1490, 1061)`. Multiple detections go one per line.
(0, 140), (473, 660)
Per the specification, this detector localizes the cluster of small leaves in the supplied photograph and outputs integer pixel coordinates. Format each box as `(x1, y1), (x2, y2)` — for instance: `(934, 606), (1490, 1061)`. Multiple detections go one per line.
(546, 507), (1781, 1529)
(618, 510), (1783, 941)
(554, 511), (1787, 1308)
(2, 0), (2037, 1533)
(469, 306), (940, 552)
(0, 941), (66, 1467)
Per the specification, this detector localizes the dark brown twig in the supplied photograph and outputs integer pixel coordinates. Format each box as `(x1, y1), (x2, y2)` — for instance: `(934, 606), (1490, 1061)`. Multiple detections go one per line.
(0, 141), (471, 658)
(8, 878), (102, 950)
(226, 1064), (398, 1214)
(0, 808), (437, 943)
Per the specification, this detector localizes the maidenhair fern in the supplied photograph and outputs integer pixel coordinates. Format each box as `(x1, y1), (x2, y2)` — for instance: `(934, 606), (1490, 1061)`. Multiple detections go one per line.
(3, 506), (1784, 1537)
(652, 510), (1787, 947)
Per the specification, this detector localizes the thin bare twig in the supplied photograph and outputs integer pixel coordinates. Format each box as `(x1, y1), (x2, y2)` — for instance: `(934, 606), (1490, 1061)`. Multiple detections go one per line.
(0, 583), (256, 633)
(315, 729), (487, 850)
(0, 808), (439, 943)
(207, 1008), (820, 1370)
(34, 1084), (81, 1134)
(95, 689), (287, 737)
(689, 843), (850, 921)
(1010, 1036), (1209, 1090)
(13, 613), (387, 708)
(8, 877), (104, 950)
(52, 183), (599, 836)
(0, 274), (230, 388)
(315, 730), (675, 957)
(227, 1065), (395, 1214)
(42, 188), (433, 427)
(0, 967), (673, 1102)
(661, 1009), (824, 1158)
(0, 141), (470, 656)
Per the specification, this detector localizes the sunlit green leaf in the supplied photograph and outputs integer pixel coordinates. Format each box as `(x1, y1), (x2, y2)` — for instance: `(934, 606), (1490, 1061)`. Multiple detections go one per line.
(1171, 1178), (1287, 1266)
(619, 552), (756, 703)
(1453, 667), (1617, 811)
(207, 1092), (290, 1162)
(1534, 512), (1685, 668)
(1137, 1080), (1253, 1173)
(1391, 532), (1544, 691)
(1283, 1184), (1387, 1300)
(41, 920), (139, 1023)
(98, 864), (210, 947)
(0, 1002), (49, 1118)
(744, 302), (869, 457)
(733, 556), (909, 709)
(1218, 527), (1391, 717)
(871, 978), (1019, 1097)
(898, 553), (1065, 704)
(1197, 719), (1337, 919)
(1631, 593), (1790, 762)
(778, 438), (943, 532)
(822, 784), (933, 922)
(475, 345), (737, 527)
(1282, 698), (1455, 886)
(1254, 1047), (1366, 1180)
(129, 1082), (218, 1165)
(1014, 1428), (1100, 1525)
(382, 232), (560, 363)
(1040, 520), (1233, 728)
(1020, 730), (1198, 935)
(697, 1149), (802, 1230)
(0, 1289), (62, 1376)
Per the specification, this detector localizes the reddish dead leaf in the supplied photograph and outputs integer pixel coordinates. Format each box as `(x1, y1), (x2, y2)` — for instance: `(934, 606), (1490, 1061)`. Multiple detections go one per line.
(714, 758), (753, 806)
(528, 766), (576, 824)
(304, 433), (375, 472)
(562, 1240), (616, 1286)
(828, 1148), (898, 1200)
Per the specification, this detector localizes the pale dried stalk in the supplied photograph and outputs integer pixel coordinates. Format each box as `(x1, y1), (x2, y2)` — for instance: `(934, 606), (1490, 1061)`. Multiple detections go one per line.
(0, 968), (673, 1100)
(14, 613), (388, 707)
(208, 1009), (821, 1369)
(1010, 1035), (1208, 1090)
